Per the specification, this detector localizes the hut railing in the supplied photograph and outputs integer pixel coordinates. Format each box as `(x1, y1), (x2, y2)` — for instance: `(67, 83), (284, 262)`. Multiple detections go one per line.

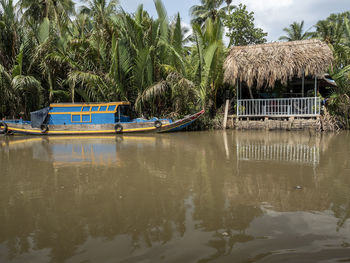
(237, 97), (321, 117)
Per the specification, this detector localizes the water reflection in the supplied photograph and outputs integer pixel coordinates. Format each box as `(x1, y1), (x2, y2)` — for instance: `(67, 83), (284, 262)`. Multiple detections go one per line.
(0, 131), (350, 263)
(235, 131), (322, 166)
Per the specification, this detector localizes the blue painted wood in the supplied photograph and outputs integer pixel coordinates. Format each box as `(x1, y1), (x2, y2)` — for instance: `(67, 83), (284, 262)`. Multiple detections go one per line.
(48, 112), (116, 125)
(51, 106), (82, 112)
(46, 104), (175, 126)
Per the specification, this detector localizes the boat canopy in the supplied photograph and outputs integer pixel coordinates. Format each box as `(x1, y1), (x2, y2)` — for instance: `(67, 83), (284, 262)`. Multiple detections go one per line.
(30, 107), (50, 128)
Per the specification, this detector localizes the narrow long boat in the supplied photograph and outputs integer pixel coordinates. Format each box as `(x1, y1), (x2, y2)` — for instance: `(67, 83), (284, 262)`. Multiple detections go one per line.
(0, 102), (204, 136)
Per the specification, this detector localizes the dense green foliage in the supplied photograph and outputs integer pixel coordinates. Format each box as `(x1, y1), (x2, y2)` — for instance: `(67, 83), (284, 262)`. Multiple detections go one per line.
(224, 3), (267, 47)
(315, 12), (350, 128)
(0, 0), (203, 119)
(0, 0), (349, 129)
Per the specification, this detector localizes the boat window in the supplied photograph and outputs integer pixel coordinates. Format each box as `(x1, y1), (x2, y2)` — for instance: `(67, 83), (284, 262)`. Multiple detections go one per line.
(100, 106), (107, 111)
(82, 114), (91, 122)
(108, 105), (116, 111)
(116, 105), (135, 121)
(82, 106), (90, 112)
(91, 106), (99, 112)
(72, 115), (81, 122)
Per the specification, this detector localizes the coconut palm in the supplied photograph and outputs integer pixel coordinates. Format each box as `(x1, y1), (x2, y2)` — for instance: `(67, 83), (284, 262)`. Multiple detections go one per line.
(0, 0), (20, 68)
(190, 18), (225, 111)
(0, 64), (17, 116)
(190, 0), (228, 26)
(315, 13), (349, 45)
(118, 1), (190, 114)
(279, 21), (313, 41)
(322, 13), (350, 128)
(316, 13), (350, 69)
(0, 48), (43, 117)
(18, 0), (75, 29)
(79, 0), (118, 29)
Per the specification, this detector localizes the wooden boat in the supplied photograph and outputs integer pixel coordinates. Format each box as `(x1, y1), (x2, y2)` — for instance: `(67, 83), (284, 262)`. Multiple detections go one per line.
(0, 102), (204, 136)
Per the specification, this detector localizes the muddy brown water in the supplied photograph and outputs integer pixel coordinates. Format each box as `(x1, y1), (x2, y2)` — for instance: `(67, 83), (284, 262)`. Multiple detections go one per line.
(0, 131), (350, 263)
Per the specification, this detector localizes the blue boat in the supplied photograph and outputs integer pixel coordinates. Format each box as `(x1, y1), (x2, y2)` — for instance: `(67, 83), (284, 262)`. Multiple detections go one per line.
(0, 102), (204, 135)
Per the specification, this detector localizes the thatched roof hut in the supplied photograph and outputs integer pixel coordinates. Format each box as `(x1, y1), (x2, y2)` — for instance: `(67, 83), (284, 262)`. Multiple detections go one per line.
(224, 39), (334, 89)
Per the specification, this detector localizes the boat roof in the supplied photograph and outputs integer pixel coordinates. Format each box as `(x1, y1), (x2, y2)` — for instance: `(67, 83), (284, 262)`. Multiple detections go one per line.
(48, 102), (131, 114)
(50, 101), (130, 107)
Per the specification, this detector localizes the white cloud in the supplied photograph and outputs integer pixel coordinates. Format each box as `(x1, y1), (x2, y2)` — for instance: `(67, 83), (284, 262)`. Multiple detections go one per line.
(239, 0), (350, 41)
(242, 0), (294, 12)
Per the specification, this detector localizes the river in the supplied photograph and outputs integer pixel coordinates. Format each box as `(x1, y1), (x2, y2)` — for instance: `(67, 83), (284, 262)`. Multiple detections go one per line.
(0, 131), (350, 263)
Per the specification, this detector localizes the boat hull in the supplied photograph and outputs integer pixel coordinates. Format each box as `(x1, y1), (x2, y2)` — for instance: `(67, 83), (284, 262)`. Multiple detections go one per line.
(2, 110), (204, 136)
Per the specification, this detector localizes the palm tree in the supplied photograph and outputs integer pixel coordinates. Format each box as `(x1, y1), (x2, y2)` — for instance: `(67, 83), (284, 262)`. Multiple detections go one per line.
(315, 13), (350, 68)
(80, 0), (118, 29)
(279, 21), (312, 41)
(323, 14), (350, 128)
(190, 18), (225, 111)
(18, 0), (75, 25)
(315, 15), (344, 45)
(0, 49), (43, 117)
(0, 0), (19, 68)
(0, 63), (16, 116)
(190, 0), (228, 25)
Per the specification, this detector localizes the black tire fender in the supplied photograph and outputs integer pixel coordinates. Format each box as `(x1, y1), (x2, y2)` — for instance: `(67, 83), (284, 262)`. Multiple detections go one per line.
(40, 124), (49, 133)
(115, 124), (123, 134)
(0, 122), (8, 134)
(154, 120), (162, 128)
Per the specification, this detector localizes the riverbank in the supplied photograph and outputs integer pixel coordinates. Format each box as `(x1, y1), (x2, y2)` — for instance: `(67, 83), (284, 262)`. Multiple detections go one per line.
(202, 107), (344, 132)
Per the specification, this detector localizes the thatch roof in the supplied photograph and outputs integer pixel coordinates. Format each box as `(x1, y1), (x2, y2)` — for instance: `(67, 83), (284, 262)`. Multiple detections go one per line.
(224, 39), (334, 89)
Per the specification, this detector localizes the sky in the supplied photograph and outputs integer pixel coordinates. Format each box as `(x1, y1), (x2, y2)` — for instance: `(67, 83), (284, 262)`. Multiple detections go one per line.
(117, 0), (350, 42)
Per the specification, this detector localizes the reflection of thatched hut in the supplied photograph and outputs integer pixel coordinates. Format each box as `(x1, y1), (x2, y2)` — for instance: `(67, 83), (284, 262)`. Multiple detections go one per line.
(224, 39), (333, 89)
(223, 40), (335, 118)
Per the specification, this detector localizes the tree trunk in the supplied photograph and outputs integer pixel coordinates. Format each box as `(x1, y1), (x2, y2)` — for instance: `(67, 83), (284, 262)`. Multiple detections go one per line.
(44, 0), (49, 18)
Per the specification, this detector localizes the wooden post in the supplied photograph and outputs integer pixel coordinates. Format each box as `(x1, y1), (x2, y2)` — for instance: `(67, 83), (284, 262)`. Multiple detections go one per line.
(302, 70), (305, 97)
(236, 80), (239, 118)
(314, 76), (317, 115)
(223, 99), (229, 129)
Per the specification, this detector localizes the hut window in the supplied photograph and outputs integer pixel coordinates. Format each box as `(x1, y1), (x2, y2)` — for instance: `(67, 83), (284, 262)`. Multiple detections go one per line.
(108, 105), (116, 111)
(91, 106), (99, 112)
(82, 106), (90, 112)
(82, 114), (91, 122)
(72, 115), (81, 122)
(100, 106), (107, 111)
